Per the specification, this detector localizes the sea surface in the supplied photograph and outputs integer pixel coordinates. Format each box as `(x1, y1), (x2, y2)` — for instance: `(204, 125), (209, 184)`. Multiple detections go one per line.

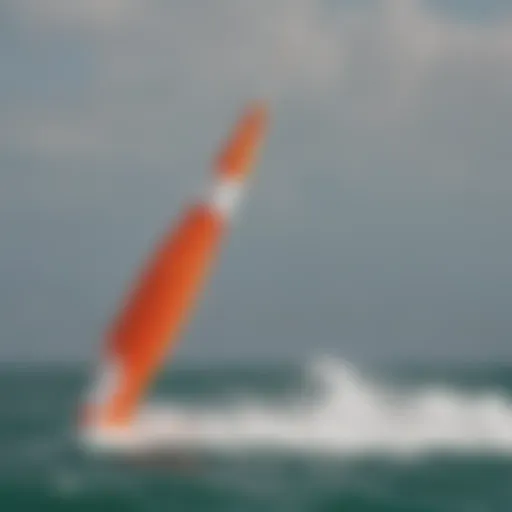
(2, 357), (512, 511)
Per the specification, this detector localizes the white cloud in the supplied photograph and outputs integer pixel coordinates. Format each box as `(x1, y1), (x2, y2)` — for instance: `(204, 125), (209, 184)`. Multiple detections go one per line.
(4, 0), (512, 201)
(8, 0), (139, 30)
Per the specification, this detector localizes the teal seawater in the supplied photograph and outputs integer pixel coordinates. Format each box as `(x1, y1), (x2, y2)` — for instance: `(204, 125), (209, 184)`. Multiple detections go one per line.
(2, 362), (512, 511)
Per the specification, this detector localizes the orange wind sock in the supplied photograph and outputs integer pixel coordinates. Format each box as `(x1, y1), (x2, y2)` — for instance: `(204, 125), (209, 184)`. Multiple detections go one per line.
(82, 103), (269, 429)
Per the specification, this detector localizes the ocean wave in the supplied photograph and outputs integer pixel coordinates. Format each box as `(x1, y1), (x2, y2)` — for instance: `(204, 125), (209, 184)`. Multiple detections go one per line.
(83, 357), (512, 456)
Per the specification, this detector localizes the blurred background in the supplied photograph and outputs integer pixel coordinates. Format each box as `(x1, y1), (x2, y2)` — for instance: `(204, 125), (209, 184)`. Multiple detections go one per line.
(2, 1), (512, 510)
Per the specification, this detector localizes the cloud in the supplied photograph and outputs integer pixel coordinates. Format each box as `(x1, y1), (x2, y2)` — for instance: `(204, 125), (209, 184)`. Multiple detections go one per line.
(7, 0), (139, 30)
(3, 0), (512, 220)
(4, 1), (511, 142)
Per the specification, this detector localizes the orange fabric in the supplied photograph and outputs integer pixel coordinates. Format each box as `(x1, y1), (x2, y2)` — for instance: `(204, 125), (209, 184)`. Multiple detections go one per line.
(101, 206), (224, 426)
(216, 102), (268, 181)
(85, 101), (270, 428)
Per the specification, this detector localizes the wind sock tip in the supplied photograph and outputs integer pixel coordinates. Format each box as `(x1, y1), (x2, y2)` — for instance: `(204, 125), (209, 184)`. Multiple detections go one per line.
(216, 101), (270, 180)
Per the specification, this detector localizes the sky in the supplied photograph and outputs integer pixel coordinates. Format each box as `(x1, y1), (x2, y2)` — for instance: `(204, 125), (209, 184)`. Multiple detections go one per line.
(1, 0), (512, 364)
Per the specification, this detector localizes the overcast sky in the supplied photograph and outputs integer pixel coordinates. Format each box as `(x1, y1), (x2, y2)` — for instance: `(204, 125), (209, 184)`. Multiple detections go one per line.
(1, 0), (512, 364)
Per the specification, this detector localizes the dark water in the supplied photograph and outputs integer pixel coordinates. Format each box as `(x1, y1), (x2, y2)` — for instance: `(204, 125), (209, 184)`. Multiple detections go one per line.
(2, 360), (512, 511)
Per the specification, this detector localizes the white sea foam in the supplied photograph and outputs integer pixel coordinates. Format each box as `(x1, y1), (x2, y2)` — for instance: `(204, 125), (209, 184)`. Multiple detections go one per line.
(82, 357), (512, 456)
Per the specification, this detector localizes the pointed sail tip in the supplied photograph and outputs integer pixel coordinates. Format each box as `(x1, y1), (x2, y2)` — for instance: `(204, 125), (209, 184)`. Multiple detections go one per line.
(244, 100), (269, 123)
(216, 101), (270, 181)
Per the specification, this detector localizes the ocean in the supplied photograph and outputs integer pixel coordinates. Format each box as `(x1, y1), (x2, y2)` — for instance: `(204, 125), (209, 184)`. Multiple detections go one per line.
(2, 357), (512, 511)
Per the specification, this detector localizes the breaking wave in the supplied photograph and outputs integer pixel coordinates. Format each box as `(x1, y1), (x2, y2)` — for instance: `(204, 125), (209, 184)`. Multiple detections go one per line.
(89, 358), (512, 456)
